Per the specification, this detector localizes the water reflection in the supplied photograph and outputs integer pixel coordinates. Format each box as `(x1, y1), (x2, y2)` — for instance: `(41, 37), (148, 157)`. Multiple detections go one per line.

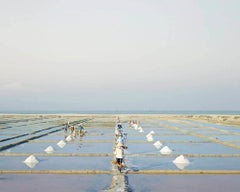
(173, 162), (189, 170)
(107, 173), (132, 192)
(24, 161), (38, 168)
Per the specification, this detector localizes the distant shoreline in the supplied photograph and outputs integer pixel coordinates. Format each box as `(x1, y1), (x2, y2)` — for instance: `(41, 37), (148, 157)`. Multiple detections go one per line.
(0, 110), (240, 115)
(1, 112), (239, 127)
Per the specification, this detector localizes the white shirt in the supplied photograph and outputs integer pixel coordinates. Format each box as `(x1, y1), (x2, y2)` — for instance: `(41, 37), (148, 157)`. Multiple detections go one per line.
(115, 146), (124, 158)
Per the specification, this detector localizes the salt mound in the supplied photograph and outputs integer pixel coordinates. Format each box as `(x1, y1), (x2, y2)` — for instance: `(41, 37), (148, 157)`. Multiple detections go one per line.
(24, 162), (38, 168)
(133, 124), (138, 130)
(173, 155), (189, 164)
(147, 135), (154, 142)
(150, 131), (155, 135)
(153, 141), (162, 149)
(44, 145), (54, 153)
(146, 133), (151, 138)
(139, 127), (144, 133)
(173, 155), (190, 170)
(174, 163), (189, 170)
(24, 155), (39, 168)
(146, 131), (155, 138)
(65, 135), (72, 142)
(24, 154), (39, 163)
(57, 140), (66, 148)
(160, 146), (172, 155)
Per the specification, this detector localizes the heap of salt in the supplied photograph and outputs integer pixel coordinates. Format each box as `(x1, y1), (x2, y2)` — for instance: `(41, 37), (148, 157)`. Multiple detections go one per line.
(153, 141), (162, 149)
(57, 140), (66, 148)
(149, 131), (155, 135)
(147, 135), (154, 142)
(133, 124), (138, 130)
(139, 127), (144, 133)
(23, 155), (39, 168)
(173, 155), (189, 164)
(160, 146), (172, 155)
(173, 155), (190, 170)
(44, 145), (54, 153)
(65, 135), (72, 142)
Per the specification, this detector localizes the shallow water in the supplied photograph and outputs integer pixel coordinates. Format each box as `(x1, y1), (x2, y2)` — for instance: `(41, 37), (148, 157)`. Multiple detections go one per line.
(1, 115), (240, 191)
(128, 174), (240, 192)
(0, 174), (112, 192)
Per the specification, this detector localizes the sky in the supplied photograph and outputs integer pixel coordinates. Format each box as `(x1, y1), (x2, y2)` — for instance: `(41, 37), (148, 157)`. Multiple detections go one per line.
(0, 0), (240, 111)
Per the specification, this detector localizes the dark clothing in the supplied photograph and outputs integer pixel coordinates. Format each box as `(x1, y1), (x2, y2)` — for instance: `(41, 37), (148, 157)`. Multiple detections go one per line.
(116, 158), (123, 165)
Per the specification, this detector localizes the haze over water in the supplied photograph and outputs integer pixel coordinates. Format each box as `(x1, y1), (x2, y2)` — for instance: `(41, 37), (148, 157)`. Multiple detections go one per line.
(0, 0), (240, 111)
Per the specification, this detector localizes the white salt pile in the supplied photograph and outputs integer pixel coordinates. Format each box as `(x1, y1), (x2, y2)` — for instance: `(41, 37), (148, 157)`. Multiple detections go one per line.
(150, 131), (155, 135)
(146, 131), (155, 138)
(146, 133), (151, 138)
(65, 135), (72, 142)
(147, 135), (154, 142)
(160, 146), (172, 155)
(24, 154), (39, 163)
(57, 140), (66, 148)
(24, 162), (38, 168)
(153, 141), (162, 149)
(139, 127), (144, 133)
(173, 155), (190, 170)
(133, 124), (138, 130)
(173, 155), (189, 164)
(44, 145), (54, 153)
(174, 163), (188, 170)
(23, 155), (39, 168)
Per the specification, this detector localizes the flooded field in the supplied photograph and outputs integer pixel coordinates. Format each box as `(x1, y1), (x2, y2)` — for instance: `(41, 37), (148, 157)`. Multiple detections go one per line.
(1, 114), (240, 191)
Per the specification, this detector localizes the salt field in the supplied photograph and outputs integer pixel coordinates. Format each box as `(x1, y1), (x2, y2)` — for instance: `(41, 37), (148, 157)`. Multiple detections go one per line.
(1, 114), (240, 191)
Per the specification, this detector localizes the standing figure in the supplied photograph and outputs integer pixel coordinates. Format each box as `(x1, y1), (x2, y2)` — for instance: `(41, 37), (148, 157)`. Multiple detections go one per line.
(78, 123), (86, 137)
(115, 142), (124, 172)
(114, 142), (128, 173)
(64, 122), (70, 133)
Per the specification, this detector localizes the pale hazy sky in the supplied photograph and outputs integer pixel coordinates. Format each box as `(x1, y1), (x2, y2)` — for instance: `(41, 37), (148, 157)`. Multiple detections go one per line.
(0, 0), (240, 111)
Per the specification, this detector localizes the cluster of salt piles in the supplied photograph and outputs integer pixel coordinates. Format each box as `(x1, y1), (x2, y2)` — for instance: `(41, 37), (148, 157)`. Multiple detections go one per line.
(23, 134), (69, 168)
(144, 126), (190, 170)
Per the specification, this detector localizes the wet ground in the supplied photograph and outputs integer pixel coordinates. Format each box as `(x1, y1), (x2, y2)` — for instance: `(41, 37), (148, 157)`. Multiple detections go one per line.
(1, 114), (240, 191)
